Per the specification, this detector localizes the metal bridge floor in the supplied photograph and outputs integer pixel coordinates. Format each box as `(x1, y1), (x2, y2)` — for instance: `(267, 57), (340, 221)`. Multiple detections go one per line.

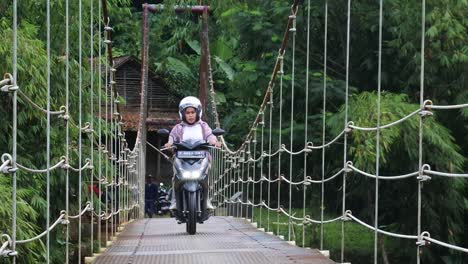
(93, 216), (335, 264)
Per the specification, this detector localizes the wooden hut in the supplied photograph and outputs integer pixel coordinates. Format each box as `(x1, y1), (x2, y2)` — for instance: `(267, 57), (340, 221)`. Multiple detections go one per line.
(113, 55), (179, 184)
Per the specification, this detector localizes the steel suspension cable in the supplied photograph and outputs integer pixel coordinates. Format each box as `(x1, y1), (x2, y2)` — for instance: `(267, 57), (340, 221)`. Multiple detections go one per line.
(89, 0), (95, 254)
(288, 6), (298, 242)
(12, 0), (18, 262)
(320, 0), (328, 251)
(252, 132), (257, 223)
(267, 85), (273, 232)
(341, 0), (352, 261)
(417, 1), (426, 263)
(109, 68), (114, 240)
(374, 0), (384, 262)
(46, 0), (51, 261)
(246, 142), (251, 219)
(277, 49), (285, 236)
(104, 23), (110, 244)
(78, 0), (83, 261)
(303, 0), (311, 247)
(97, 0), (103, 253)
(259, 114), (265, 228)
(65, 0), (70, 262)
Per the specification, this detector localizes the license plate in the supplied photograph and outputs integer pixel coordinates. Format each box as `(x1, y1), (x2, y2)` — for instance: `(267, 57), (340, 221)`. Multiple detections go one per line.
(177, 151), (206, 159)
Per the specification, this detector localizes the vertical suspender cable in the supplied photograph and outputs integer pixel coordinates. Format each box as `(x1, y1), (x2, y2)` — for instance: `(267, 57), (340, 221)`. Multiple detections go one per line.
(11, 0), (18, 263)
(246, 142), (251, 219)
(320, 0), (328, 251)
(237, 154), (241, 217)
(46, 0), (51, 262)
(267, 87), (273, 232)
(110, 71), (114, 238)
(120, 127), (123, 225)
(417, 1), (426, 263)
(116, 116), (120, 229)
(240, 149), (245, 218)
(303, 0), (311, 248)
(97, 0), (102, 252)
(65, 0), (70, 261)
(259, 114), (264, 227)
(78, 0), (83, 261)
(223, 151), (227, 215)
(90, 0), (95, 254)
(111, 78), (115, 223)
(238, 155), (242, 217)
(341, 0), (351, 261)
(104, 20), (109, 244)
(374, 0), (384, 263)
(252, 130), (257, 222)
(277, 51), (284, 236)
(288, 8), (297, 242)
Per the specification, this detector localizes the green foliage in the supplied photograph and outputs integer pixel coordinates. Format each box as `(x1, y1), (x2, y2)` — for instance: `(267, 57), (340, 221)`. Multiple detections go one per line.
(1, 0), (466, 263)
(327, 91), (465, 263)
(0, 0), (131, 262)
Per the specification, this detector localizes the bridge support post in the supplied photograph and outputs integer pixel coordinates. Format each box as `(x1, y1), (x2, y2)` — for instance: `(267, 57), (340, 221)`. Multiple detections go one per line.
(138, 4), (150, 219)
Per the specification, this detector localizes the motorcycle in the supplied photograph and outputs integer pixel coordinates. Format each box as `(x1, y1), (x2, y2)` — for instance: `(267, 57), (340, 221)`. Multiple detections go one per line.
(156, 184), (171, 216)
(158, 128), (224, 235)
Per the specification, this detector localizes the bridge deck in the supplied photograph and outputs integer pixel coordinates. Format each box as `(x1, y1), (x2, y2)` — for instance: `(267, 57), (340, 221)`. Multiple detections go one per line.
(94, 216), (335, 264)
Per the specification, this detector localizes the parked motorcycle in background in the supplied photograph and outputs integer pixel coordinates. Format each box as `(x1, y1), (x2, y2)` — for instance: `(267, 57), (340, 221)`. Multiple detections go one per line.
(156, 183), (171, 216)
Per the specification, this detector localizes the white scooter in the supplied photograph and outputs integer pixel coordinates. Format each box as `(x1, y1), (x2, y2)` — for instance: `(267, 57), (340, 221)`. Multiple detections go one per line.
(158, 128), (224, 234)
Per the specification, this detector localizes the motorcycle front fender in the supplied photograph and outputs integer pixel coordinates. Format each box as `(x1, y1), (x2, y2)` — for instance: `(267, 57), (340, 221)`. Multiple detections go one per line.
(182, 182), (200, 193)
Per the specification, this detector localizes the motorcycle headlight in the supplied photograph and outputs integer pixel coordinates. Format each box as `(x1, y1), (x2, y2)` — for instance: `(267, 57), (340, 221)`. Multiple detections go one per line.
(180, 170), (202, 180)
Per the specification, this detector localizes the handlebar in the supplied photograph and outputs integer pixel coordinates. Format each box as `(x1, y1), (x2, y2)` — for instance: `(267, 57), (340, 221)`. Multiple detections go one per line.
(160, 144), (221, 152)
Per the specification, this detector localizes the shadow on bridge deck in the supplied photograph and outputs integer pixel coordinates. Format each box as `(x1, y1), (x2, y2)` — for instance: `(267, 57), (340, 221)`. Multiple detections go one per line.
(93, 217), (335, 264)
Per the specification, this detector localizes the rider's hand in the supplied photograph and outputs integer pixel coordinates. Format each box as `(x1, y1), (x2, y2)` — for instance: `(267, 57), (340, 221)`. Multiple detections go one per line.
(164, 142), (173, 149)
(208, 137), (220, 148)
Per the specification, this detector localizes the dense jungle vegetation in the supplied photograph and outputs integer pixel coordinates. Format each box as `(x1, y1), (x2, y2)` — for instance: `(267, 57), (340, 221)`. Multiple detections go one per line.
(0, 0), (467, 263)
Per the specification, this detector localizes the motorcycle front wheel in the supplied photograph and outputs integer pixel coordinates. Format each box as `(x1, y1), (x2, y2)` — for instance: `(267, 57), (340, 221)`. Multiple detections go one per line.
(186, 191), (197, 235)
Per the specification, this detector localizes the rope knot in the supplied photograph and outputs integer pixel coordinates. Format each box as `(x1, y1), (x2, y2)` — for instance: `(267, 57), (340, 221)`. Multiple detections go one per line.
(416, 231), (431, 247)
(422, 100), (433, 109)
(0, 234), (17, 257)
(0, 153), (14, 174)
(419, 109), (433, 119)
(58, 106), (69, 121)
(345, 161), (353, 173)
(0, 73), (18, 93)
(303, 215), (311, 224)
(417, 164), (431, 182)
(304, 176), (312, 186)
(343, 210), (352, 221)
(305, 142), (314, 153)
(345, 121), (354, 134)
(420, 100), (434, 118)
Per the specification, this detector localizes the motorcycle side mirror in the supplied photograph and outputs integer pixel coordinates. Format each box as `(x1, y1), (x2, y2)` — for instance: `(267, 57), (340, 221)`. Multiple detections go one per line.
(212, 128), (225, 137)
(157, 129), (170, 137)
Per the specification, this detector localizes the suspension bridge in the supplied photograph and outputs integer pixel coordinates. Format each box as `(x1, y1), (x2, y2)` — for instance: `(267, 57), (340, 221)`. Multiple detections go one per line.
(0, 1), (467, 264)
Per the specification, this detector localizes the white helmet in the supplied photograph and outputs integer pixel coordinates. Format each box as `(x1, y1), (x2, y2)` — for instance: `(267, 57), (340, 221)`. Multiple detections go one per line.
(179, 96), (203, 122)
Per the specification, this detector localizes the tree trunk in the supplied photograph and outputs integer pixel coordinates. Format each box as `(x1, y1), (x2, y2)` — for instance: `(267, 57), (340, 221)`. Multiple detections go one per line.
(379, 235), (390, 264)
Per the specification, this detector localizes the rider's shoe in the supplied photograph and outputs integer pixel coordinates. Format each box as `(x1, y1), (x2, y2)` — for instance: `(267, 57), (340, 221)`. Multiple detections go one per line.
(206, 199), (215, 211)
(169, 194), (177, 211)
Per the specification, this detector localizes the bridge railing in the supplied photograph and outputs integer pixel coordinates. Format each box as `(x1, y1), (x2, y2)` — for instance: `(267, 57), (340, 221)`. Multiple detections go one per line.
(204, 1), (468, 263)
(0, 1), (144, 263)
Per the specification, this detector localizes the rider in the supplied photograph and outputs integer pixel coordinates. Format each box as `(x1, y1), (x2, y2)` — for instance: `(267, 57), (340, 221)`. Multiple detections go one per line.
(164, 96), (220, 211)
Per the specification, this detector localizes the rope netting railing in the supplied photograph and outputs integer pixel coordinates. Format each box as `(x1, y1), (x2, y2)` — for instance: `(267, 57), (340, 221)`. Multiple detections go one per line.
(203, 0), (468, 263)
(0, 1), (145, 263)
